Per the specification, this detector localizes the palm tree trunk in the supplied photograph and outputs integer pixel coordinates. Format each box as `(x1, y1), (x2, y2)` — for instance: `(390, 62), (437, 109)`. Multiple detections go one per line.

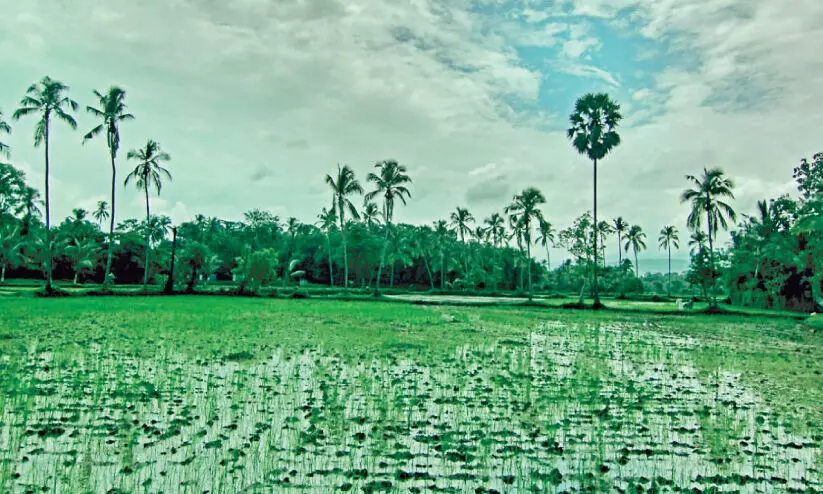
(44, 119), (52, 291)
(634, 246), (639, 277)
(592, 158), (599, 306)
(164, 227), (177, 294)
(143, 185), (151, 288)
(326, 233), (334, 287)
(341, 223), (349, 292)
(423, 256), (434, 290)
(2, 265), (6, 283)
(73, 272), (78, 285)
(526, 238), (533, 300)
(617, 233), (621, 266)
(706, 196), (717, 307)
(545, 244), (551, 271)
(440, 250), (445, 290)
(389, 261), (395, 288)
(463, 241), (470, 276)
(104, 151), (116, 287)
(374, 225), (391, 295)
(667, 244), (672, 296)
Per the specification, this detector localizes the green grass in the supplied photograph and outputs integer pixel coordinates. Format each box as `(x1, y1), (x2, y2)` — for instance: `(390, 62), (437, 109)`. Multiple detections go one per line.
(0, 297), (821, 492)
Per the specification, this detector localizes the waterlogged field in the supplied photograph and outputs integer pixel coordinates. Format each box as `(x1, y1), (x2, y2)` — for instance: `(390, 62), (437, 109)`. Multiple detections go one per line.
(0, 297), (821, 492)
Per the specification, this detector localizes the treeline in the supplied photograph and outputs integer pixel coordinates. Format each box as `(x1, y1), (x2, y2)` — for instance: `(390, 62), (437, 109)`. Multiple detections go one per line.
(723, 153), (823, 311)
(1, 76), (821, 311)
(1, 160), (646, 296)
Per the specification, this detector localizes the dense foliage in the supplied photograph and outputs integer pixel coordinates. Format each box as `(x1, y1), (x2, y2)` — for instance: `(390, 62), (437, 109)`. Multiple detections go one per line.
(1, 77), (821, 311)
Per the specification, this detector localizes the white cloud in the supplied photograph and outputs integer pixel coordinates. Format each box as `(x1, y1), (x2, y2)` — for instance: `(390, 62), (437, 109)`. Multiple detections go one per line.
(555, 61), (620, 87)
(0, 0), (820, 265)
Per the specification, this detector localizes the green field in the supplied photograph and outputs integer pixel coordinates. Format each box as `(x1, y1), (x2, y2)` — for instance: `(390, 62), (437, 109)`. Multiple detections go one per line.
(0, 297), (821, 492)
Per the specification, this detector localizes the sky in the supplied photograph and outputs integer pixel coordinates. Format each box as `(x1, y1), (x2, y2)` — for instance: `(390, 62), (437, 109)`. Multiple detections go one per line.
(0, 0), (821, 270)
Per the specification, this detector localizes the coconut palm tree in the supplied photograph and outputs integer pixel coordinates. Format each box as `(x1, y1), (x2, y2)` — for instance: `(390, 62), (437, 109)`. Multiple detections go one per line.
(508, 213), (527, 292)
(680, 167), (736, 305)
(484, 213), (506, 248)
(325, 163), (363, 291)
(0, 225), (25, 282)
(92, 200), (109, 228)
(64, 237), (100, 285)
(125, 139), (172, 288)
(365, 159), (412, 295)
(450, 207), (474, 244)
(362, 201), (381, 229)
(433, 220), (451, 290)
(84, 86), (134, 287)
(596, 220), (613, 266)
(504, 187), (546, 299)
(0, 110), (10, 157)
(412, 226), (437, 290)
(317, 207), (337, 287)
(537, 218), (555, 270)
(17, 186), (42, 235)
(658, 225), (680, 295)
(689, 230), (708, 256)
(612, 217), (628, 265)
(12, 76), (78, 290)
(449, 207), (474, 274)
(567, 93), (622, 307)
(623, 225), (647, 277)
(282, 217), (301, 287)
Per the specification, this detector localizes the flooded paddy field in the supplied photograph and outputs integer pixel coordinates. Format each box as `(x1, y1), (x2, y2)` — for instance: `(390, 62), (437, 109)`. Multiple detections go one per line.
(0, 297), (821, 492)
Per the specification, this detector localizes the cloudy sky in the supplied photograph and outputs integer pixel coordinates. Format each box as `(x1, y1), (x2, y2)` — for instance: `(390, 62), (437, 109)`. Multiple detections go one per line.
(1, 0), (821, 266)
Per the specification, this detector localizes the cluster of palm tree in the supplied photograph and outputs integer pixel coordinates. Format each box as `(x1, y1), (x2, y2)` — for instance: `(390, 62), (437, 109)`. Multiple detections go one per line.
(3, 80), (767, 306)
(680, 167), (737, 306)
(2, 76), (172, 290)
(324, 160), (412, 294)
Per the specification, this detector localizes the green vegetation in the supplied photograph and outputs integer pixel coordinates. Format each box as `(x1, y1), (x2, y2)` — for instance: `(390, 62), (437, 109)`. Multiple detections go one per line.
(0, 297), (820, 491)
(0, 80), (820, 314)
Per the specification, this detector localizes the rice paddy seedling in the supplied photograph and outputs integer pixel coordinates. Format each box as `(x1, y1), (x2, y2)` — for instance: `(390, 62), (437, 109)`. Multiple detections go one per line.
(0, 297), (820, 492)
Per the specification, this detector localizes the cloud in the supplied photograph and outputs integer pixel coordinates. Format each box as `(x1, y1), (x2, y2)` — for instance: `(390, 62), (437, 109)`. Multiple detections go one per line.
(466, 174), (512, 206)
(555, 61), (620, 87)
(0, 0), (820, 267)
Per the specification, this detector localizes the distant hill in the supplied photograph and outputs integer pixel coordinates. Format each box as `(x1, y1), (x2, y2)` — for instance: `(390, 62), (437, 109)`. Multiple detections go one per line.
(601, 256), (690, 275)
(636, 257), (689, 275)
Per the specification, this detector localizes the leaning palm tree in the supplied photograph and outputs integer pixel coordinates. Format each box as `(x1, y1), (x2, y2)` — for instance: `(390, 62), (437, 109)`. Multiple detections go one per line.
(658, 225), (680, 296)
(567, 93), (622, 307)
(623, 225), (647, 277)
(449, 207), (474, 274)
(0, 110), (11, 157)
(92, 200), (109, 228)
(125, 139), (172, 288)
(83, 86), (134, 287)
(680, 167), (736, 305)
(325, 163), (363, 291)
(365, 159), (412, 295)
(537, 218), (555, 270)
(316, 207), (337, 287)
(612, 217), (628, 265)
(504, 187), (546, 299)
(12, 76), (78, 290)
